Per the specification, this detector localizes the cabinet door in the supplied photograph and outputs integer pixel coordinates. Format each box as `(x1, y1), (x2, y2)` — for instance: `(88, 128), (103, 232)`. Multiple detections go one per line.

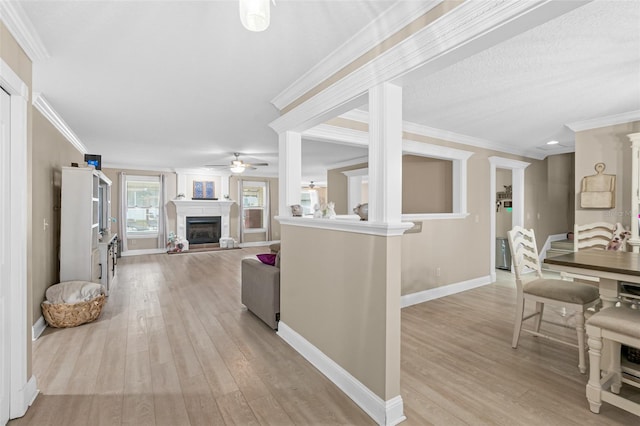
(91, 249), (101, 283)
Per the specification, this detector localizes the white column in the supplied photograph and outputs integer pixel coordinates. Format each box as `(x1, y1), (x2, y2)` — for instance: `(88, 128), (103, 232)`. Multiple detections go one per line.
(278, 131), (302, 217)
(628, 133), (640, 253)
(368, 83), (403, 223)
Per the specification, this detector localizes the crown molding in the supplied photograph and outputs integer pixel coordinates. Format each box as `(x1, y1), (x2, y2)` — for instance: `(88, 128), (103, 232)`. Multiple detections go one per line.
(303, 123), (368, 147)
(32, 93), (87, 154)
(565, 110), (640, 133)
(270, 0), (442, 111)
(327, 156), (369, 171)
(270, 0), (587, 136)
(0, 1), (50, 62)
(100, 163), (174, 172)
(333, 110), (548, 160)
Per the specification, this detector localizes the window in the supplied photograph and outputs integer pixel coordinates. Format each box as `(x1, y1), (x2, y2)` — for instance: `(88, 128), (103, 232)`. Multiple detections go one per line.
(300, 190), (319, 215)
(242, 181), (268, 231)
(126, 175), (160, 236)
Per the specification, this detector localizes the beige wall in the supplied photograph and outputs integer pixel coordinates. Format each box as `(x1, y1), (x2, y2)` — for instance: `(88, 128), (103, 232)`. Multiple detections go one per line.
(229, 176), (280, 242)
(327, 162), (367, 214)
(401, 131), (574, 295)
(324, 124), (574, 295)
(574, 121), (640, 227)
(280, 225), (401, 399)
(31, 109), (84, 324)
(103, 168), (178, 250)
(2, 20), (34, 377)
(402, 155), (452, 214)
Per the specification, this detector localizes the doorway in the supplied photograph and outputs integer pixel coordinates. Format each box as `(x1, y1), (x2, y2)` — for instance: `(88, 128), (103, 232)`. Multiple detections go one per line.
(495, 169), (513, 270)
(489, 156), (530, 282)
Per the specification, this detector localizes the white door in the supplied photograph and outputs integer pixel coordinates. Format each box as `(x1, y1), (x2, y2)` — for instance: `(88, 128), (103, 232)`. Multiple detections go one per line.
(0, 86), (11, 425)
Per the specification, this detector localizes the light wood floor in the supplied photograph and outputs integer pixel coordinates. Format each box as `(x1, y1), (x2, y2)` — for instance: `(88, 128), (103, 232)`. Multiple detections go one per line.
(9, 249), (640, 425)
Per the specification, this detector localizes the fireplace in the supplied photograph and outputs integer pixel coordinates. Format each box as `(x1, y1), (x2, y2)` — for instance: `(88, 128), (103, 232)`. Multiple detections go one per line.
(186, 216), (221, 244)
(170, 199), (233, 251)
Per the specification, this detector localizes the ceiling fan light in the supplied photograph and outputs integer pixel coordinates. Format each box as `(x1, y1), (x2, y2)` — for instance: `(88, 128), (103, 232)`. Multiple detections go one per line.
(230, 165), (246, 173)
(239, 0), (270, 32)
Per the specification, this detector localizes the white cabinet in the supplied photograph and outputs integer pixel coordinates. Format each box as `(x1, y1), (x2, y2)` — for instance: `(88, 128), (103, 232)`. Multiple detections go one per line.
(60, 166), (115, 292)
(629, 132), (640, 253)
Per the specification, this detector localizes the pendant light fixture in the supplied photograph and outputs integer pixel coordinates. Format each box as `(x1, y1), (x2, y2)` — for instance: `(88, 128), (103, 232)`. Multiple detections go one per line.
(239, 0), (272, 32)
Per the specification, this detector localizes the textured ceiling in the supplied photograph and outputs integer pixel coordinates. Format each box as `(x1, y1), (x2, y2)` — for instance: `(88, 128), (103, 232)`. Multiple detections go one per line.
(13, 0), (640, 182)
(401, 0), (640, 157)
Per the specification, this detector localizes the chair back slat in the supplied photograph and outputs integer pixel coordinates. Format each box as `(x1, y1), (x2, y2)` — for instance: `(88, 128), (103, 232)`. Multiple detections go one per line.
(574, 222), (616, 251)
(507, 226), (542, 285)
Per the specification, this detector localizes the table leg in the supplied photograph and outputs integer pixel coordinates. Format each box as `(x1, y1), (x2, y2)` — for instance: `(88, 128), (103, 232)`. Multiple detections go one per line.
(598, 278), (619, 308)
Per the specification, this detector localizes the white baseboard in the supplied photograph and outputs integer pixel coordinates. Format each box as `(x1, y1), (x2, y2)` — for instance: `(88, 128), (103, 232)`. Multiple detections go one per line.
(401, 275), (492, 308)
(120, 248), (166, 257)
(277, 322), (405, 426)
(238, 240), (280, 248)
(32, 315), (46, 341)
(10, 375), (38, 419)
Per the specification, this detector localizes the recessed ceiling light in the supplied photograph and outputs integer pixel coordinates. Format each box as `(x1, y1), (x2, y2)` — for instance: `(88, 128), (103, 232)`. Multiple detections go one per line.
(547, 140), (559, 145)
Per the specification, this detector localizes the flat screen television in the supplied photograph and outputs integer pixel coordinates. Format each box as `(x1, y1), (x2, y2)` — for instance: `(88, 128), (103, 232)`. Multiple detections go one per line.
(85, 153), (101, 170)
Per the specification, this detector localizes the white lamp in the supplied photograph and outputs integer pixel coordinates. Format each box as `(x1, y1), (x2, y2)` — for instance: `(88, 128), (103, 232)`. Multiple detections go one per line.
(230, 160), (246, 174)
(239, 0), (270, 32)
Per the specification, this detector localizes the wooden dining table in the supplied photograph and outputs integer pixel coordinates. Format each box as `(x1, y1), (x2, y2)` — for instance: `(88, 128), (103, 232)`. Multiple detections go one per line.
(544, 249), (640, 308)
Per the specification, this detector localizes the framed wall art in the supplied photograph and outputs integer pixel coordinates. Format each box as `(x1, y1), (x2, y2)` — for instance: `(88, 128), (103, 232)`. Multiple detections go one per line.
(193, 180), (215, 199)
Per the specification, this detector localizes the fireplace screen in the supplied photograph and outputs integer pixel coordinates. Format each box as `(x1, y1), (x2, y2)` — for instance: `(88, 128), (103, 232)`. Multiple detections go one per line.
(186, 216), (221, 244)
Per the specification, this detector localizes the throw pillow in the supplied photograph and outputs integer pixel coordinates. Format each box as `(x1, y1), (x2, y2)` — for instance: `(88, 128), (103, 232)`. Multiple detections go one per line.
(256, 253), (277, 266)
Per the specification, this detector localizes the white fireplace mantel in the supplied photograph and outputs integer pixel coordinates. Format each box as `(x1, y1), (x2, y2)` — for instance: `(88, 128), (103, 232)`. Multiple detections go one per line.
(171, 199), (235, 246)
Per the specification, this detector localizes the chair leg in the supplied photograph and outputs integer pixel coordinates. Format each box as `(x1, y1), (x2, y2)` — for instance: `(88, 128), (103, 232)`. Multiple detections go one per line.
(533, 302), (544, 333)
(610, 341), (622, 394)
(512, 297), (524, 349)
(586, 325), (603, 413)
(575, 312), (586, 374)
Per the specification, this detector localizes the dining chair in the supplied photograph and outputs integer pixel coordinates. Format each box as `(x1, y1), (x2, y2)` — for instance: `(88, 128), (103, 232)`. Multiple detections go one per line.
(586, 307), (640, 416)
(507, 226), (601, 373)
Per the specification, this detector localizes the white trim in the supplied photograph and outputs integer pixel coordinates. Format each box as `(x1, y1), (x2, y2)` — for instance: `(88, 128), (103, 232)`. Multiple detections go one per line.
(120, 248), (166, 257)
(32, 94), (87, 154)
(242, 228), (267, 234)
(401, 275), (492, 308)
(342, 168), (368, 178)
(0, 2), (50, 62)
(31, 316), (46, 341)
(303, 124), (369, 147)
(270, 1), (441, 110)
(326, 156), (369, 171)
(238, 240), (277, 248)
(126, 232), (159, 239)
(566, 110), (640, 133)
(401, 213), (468, 221)
(488, 156), (530, 284)
(270, 1), (587, 135)
(277, 322), (405, 426)
(276, 216), (412, 237)
(1, 56), (37, 420)
(10, 376), (37, 420)
(340, 110), (552, 160)
(402, 140), (473, 161)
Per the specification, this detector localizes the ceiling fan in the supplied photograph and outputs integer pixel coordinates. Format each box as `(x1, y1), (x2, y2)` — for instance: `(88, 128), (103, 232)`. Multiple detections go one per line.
(205, 153), (269, 174)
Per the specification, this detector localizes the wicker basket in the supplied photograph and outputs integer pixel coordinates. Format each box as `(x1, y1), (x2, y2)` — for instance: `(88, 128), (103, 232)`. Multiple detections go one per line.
(41, 294), (106, 328)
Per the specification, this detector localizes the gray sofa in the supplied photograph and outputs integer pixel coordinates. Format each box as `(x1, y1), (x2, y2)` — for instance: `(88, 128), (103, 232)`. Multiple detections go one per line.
(241, 258), (280, 329)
